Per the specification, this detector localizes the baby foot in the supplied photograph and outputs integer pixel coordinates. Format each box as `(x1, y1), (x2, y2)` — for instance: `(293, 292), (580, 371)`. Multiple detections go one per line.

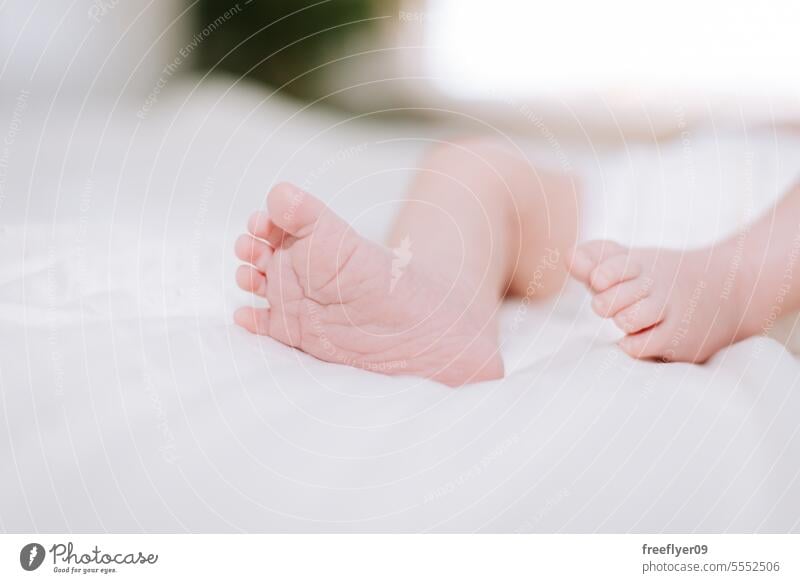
(234, 182), (504, 386)
(568, 240), (762, 362)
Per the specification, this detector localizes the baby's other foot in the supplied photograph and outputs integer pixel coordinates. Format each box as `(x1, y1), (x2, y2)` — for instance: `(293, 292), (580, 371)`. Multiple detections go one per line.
(568, 240), (761, 362)
(234, 182), (504, 386)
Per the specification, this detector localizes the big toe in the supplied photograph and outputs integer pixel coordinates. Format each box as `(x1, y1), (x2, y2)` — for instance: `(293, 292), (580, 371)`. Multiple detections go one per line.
(567, 240), (627, 284)
(588, 253), (642, 292)
(267, 182), (332, 238)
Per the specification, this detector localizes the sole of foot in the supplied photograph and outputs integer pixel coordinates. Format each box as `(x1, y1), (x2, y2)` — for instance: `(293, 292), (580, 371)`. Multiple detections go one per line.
(234, 182), (505, 386)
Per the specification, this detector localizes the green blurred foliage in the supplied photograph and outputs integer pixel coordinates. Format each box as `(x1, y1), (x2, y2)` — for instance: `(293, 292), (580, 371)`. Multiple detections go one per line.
(195, 0), (389, 100)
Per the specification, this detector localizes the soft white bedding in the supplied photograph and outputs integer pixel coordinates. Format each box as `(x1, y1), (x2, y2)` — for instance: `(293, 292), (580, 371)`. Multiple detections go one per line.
(1, 80), (799, 532)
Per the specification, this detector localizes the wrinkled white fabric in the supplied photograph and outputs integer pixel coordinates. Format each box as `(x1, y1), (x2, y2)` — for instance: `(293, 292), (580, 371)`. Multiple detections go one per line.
(1, 80), (798, 532)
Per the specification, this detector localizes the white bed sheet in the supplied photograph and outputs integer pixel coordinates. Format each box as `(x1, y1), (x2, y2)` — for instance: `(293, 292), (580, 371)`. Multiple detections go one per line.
(1, 80), (800, 532)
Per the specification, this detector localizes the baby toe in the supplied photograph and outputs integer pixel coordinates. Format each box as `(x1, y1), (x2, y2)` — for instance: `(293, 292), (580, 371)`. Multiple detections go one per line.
(268, 182), (337, 238)
(591, 277), (652, 317)
(247, 210), (288, 248)
(235, 234), (273, 271)
(236, 264), (267, 297)
(613, 299), (665, 334)
(589, 254), (642, 292)
(247, 211), (271, 238)
(568, 240), (627, 284)
(618, 325), (674, 361)
(234, 306), (271, 336)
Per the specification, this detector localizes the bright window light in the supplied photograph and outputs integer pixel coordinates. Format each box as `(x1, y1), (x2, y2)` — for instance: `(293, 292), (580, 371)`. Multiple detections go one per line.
(425, 0), (800, 98)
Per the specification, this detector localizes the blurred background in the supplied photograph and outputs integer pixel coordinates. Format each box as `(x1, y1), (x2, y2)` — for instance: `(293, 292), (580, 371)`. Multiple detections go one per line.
(2, 0), (800, 143)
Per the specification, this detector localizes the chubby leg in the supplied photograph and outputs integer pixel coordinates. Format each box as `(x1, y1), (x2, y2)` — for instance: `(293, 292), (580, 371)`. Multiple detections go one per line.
(568, 184), (800, 362)
(234, 137), (581, 385)
(388, 137), (580, 308)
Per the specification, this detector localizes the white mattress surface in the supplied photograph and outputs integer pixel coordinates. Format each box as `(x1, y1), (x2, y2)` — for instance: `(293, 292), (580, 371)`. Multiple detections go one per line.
(1, 80), (799, 532)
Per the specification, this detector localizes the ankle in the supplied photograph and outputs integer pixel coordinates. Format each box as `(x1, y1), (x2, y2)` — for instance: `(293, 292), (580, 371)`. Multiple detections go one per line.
(717, 234), (773, 339)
